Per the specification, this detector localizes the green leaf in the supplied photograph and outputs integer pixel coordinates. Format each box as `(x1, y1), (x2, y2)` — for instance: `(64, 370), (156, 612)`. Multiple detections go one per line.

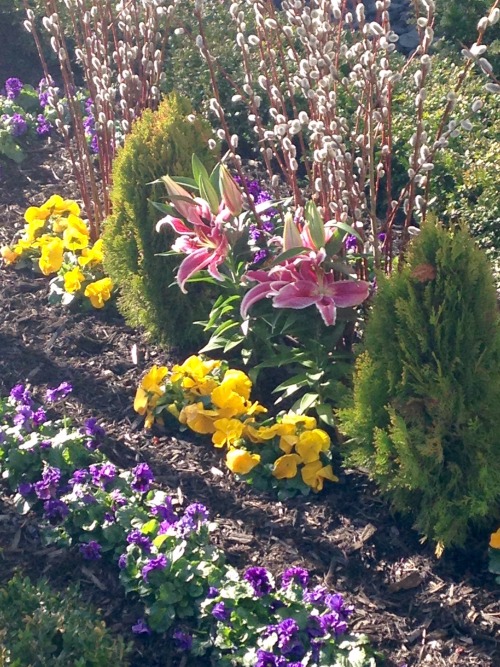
(192, 154), (219, 213)
(335, 221), (363, 242)
(316, 403), (336, 426)
(291, 392), (319, 413)
(272, 373), (310, 398)
(305, 200), (326, 249)
(268, 246), (305, 268)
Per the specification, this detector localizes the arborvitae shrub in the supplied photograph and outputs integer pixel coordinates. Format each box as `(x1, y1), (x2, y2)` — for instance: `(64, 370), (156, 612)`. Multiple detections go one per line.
(103, 93), (217, 349)
(337, 221), (500, 549)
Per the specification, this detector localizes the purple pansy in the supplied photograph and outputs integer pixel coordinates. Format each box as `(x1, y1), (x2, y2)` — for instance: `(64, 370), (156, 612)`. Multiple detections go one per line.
(89, 462), (116, 488)
(5, 78), (23, 100)
(126, 529), (152, 553)
(141, 554), (168, 581)
(46, 382), (73, 402)
(172, 629), (193, 651)
(132, 618), (151, 635)
(79, 540), (102, 560)
(131, 462), (154, 493)
(212, 601), (230, 622)
(281, 566), (309, 589)
(244, 566), (273, 598)
(43, 498), (69, 522)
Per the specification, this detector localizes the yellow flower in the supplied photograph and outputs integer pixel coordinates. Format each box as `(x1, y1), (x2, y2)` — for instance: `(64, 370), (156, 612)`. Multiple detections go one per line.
(301, 461), (338, 492)
(25, 194), (80, 225)
(84, 277), (113, 308)
(38, 237), (64, 275)
(171, 355), (220, 396)
(244, 421), (293, 444)
(134, 387), (150, 415)
(219, 369), (252, 399)
(25, 217), (48, 242)
(179, 402), (218, 434)
(273, 453), (302, 479)
(78, 238), (104, 267)
(226, 448), (261, 474)
(63, 214), (90, 251)
(211, 384), (247, 419)
(282, 413), (317, 430)
(140, 365), (168, 393)
(63, 266), (86, 293)
(1, 246), (21, 265)
(490, 529), (500, 550)
(212, 418), (245, 448)
(295, 429), (331, 463)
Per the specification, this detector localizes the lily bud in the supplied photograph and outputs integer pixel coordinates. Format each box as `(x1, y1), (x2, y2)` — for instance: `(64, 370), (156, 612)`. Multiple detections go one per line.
(283, 212), (303, 251)
(219, 164), (243, 216)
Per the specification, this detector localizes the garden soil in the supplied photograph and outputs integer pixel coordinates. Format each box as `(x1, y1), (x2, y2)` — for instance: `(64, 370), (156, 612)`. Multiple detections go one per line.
(0, 140), (499, 667)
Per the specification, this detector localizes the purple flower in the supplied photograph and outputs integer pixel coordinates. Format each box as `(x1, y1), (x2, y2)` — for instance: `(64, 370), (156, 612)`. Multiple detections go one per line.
(132, 618), (151, 635)
(212, 601), (230, 622)
(83, 417), (105, 440)
(318, 612), (348, 636)
(36, 115), (52, 137)
(38, 91), (49, 108)
(141, 554), (168, 581)
(18, 482), (33, 496)
(303, 585), (328, 604)
(126, 529), (152, 553)
(345, 234), (359, 251)
(89, 462), (116, 488)
(33, 408), (47, 426)
(5, 78), (23, 100)
(45, 382), (73, 402)
(172, 629), (192, 651)
(10, 113), (28, 137)
(118, 553), (128, 569)
(255, 650), (286, 667)
(110, 488), (128, 508)
(131, 462), (154, 493)
(10, 384), (32, 405)
(69, 469), (88, 485)
(150, 497), (177, 522)
(244, 566), (273, 598)
(13, 405), (34, 427)
(43, 498), (69, 523)
(281, 567), (309, 589)
(34, 466), (61, 499)
(249, 224), (263, 242)
(184, 502), (209, 524)
(252, 248), (269, 264)
(90, 133), (99, 154)
(207, 586), (219, 599)
(39, 439), (51, 449)
(79, 540), (102, 560)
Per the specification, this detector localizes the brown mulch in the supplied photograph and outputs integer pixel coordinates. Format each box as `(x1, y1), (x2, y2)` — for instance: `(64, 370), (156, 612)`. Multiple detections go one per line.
(0, 141), (499, 667)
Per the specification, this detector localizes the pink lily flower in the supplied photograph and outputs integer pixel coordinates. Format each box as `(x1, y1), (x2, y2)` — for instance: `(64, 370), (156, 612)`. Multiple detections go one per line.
(241, 256), (369, 326)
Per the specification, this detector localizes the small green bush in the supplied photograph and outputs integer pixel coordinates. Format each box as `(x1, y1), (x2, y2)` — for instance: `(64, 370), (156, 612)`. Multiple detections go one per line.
(103, 92), (217, 349)
(0, 574), (130, 666)
(337, 221), (500, 549)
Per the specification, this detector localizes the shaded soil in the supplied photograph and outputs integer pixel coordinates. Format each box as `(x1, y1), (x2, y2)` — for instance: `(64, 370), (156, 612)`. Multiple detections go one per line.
(0, 142), (499, 667)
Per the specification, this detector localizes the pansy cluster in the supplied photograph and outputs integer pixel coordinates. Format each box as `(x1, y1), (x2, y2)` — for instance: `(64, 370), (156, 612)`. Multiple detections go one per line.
(0, 194), (113, 309)
(0, 77), (53, 164)
(0, 383), (375, 665)
(134, 355), (338, 496)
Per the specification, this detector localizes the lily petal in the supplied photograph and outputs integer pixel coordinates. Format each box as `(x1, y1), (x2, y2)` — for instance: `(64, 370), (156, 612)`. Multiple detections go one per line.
(177, 247), (213, 293)
(329, 280), (370, 308)
(272, 281), (318, 309)
(240, 282), (275, 319)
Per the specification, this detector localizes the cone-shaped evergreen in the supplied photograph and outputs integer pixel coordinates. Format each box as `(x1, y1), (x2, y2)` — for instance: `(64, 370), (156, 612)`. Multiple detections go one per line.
(337, 221), (500, 548)
(103, 93), (217, 349)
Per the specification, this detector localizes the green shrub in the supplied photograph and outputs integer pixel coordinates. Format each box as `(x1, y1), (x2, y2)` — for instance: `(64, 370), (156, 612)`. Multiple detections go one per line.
(0, 574), (130, 666)
(337, 221), (500, 549)
(103, 92), (217, 349)
(392, 55), (500, 284)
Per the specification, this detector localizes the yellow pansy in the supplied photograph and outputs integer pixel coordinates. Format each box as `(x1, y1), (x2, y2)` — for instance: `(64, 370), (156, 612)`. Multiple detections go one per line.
(212, 417), (245, 448)
(84, 277), (113, 308)
(301, 461), (338, 492)
(25, 217), (48, 242)
(13, 238), (35, 254)
(244, 421), (293, 444)
(134, 386), (150, 415)
(273, 453), (302, 479)
(171, 355), (220, 396)
(282, 413), (317, 430)
(24, 195), (80, 224)
(1, 246), (21, 265)
(138, 365), (168, 399)
(78, 238), (104, 266)
(63, 214), (90, 251)
(226, 448), (261, 475)
(211, 384), (247, 419)
(245, 401), (268, 417)
(295, 429), (331, 463)
(63, 266), (86, 293)
(219, 369), (252, 399)
(490, 529), (500, 550)
(38, 237), (64, 275)
(179, 402), (218, 434)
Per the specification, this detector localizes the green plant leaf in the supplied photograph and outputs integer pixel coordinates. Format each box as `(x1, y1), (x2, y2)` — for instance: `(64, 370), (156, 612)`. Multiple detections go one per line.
(192, 154), (219, 213)
(304, 200), (326, 249)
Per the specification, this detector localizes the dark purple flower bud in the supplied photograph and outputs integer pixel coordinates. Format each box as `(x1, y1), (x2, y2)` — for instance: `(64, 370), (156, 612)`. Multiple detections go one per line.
(206, 586), (219, 599)
(244, 566), (273, 598)
(212, 601), (230, 622)
(132, 618), (151, 635)
(126, 529), (152, 553)
(172, 629), (192, 651)
(79, 540), (102, 560)
(118, 553), (127, 569)
(18, 482), (33, 496)
(45, 382), (73, 402)
(141, 554), (168, 581)
(5, 78), (23, 100)
(281, 566), (309, 589)
(131, 462), (154, 493)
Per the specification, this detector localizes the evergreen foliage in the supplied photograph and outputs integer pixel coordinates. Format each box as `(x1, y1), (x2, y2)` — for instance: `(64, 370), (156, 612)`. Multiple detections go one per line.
(103, 93), (217, 349)
(337, 221), (500, 548)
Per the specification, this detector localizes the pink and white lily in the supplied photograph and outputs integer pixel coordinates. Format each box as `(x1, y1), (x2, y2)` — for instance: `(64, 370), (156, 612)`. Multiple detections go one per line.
(241, 253), (369, 326)
(156, 176), (231, 293)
